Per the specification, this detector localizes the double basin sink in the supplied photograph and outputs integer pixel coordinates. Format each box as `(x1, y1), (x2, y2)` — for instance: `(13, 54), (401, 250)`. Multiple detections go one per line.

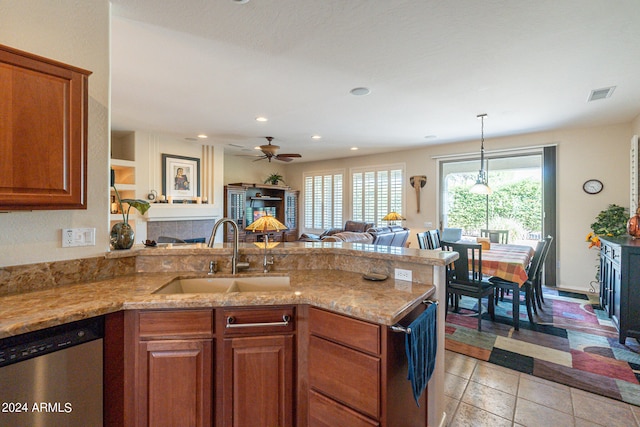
(154, 276), (292, 294)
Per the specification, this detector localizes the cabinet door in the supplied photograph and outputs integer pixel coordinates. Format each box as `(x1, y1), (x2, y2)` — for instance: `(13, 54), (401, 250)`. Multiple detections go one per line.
(139, 339), (213, 427)
(284, 190), (299, 241)
(0, 44), (90, 210)
(599, 252), (612, 316)
(611, 262), (622, 333)
(224, 187), (246, 241)
(309, 390), (379, 427)
(308, 335), (380, 419)
(222, 334), (294, 427)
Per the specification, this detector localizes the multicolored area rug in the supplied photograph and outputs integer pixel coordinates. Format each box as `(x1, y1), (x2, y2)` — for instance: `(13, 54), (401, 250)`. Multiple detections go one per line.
(445, 288), (640, 406)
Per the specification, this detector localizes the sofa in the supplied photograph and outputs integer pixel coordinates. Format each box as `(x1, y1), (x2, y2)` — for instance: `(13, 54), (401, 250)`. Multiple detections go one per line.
(299, 220), (374, 241)
(300, 221), (409, 247)
(368, 225), (410, 247)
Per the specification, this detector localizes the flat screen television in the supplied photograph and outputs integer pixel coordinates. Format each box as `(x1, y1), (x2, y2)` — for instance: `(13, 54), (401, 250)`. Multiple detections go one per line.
(246, 207), (276, 226)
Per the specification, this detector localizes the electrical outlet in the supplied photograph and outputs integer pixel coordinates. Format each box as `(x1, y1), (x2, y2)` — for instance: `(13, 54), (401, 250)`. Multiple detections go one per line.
(394, 268), (412, 281)
(62, 229), (74, 247)
(62, 228), (96, 247)
(424, 221), (433, 228)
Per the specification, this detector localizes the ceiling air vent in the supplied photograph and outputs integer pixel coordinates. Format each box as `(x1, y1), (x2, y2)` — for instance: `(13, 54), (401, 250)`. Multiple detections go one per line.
(588, 86), (616, 102)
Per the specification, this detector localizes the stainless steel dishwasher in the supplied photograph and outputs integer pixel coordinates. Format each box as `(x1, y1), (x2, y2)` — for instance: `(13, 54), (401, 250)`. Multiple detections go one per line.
(0, 316), (103, 427)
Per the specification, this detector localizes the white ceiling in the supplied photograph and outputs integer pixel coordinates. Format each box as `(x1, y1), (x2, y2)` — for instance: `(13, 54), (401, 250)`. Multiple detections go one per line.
(110, 0), (640, 162)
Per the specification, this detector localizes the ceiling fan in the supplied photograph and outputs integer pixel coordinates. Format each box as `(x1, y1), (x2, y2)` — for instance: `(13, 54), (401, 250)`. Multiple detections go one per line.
(254, 137), (302, 162)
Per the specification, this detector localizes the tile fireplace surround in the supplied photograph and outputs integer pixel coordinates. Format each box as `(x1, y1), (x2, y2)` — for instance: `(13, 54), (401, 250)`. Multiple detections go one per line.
(146, 219), (216, 243)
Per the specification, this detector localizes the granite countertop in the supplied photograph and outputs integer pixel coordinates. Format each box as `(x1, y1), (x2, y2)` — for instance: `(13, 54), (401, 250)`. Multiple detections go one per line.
(0, 268), (436, 339)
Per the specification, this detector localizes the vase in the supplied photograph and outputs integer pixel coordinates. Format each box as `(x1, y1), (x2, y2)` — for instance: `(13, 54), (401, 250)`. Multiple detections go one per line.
(110, 222), (135, 250)
(628, 216), (640, 239)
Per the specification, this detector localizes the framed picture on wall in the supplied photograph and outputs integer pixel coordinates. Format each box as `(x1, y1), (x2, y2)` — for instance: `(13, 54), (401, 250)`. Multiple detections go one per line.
(162, 154), (200, 201)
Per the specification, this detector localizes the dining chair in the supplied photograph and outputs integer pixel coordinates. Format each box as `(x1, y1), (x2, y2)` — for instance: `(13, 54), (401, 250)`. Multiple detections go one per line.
(480, 229), (509, 244)
(416, 231), (428, 249)
(489, 239), (546, 329)
(532, 235), (554, 309)
(441, 241), (495, 331)
(426, 229), (441, 249)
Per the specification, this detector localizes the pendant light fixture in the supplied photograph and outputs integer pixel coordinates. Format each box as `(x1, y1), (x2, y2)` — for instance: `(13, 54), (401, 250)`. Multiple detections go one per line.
(469, 113), (493, 195)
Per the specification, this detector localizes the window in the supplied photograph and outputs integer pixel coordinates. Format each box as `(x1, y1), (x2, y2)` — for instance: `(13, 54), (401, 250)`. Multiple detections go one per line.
(352, 164), (404, 225)
(303, 170), (344, 230)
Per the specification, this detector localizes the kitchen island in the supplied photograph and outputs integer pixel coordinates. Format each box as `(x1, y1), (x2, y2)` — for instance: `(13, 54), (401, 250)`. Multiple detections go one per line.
(0, 242), (455, 427)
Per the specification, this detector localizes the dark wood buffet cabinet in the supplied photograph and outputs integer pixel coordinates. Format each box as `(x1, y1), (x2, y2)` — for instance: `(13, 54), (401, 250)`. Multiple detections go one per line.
(104, 303), (429, 426)
(0, 44), (91, 210)
(599, 237), (640, 344)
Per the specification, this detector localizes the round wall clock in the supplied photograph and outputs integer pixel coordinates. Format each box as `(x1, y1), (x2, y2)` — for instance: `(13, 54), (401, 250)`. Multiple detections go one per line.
(583, 179), (603, 194)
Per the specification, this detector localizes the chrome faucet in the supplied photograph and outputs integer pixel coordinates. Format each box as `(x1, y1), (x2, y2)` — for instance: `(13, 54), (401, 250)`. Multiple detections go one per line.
(208, 218), (249, 274)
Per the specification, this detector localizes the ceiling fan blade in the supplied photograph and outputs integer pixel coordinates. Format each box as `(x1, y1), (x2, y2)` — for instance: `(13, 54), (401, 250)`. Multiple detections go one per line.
(275, 156), (293, 162)
(276, 153), (302, 158)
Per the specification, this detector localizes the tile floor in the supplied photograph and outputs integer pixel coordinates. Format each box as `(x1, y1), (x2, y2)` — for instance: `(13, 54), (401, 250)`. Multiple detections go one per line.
(444, 350), (640, 427)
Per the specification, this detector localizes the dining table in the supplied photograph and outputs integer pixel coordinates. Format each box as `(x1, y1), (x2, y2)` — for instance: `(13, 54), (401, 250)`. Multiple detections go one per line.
(481, 242), (536, 329)
(481, 243), (535, 285)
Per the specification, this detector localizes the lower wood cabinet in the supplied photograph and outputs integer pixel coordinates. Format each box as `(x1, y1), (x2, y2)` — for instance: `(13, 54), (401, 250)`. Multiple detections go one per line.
(139, 339), (213, 427)
(105, 309), (215, 427)
(308, 390), (379, 427)
(303, 305), (428, 427)
(218, 306), (295, 427)
(105, 303), (429, 427)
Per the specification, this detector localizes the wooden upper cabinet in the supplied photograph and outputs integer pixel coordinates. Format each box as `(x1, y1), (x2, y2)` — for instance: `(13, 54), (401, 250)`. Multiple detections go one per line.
(0, 44), (91, 210)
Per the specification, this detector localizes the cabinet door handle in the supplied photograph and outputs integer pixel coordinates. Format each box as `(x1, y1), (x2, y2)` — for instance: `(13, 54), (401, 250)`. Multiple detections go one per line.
(226, 314), (291, 329)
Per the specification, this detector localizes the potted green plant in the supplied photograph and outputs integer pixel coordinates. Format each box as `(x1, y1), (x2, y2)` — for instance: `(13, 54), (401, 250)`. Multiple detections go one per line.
(264, 173), (285, 186)
(111, 184), (150, 250)
(585, 204), (628, 289)
(586, 204), (628, 248)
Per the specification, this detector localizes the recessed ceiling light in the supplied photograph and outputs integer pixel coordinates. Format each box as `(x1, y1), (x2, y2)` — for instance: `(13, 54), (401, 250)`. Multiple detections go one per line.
(184, 137), (198, 142)
(232, 0), (250, 4)
(197, 134), (208, 139)
(424, 135), (437, 140)
(311, 135), (322, 140)
(255, 116), (268, 122)
(350, 147), (359, 151)
(350, 87), (371, 96)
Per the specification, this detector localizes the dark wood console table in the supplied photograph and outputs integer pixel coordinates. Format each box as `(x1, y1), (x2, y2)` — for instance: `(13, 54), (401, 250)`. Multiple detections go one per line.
(599, 236), (640, 344)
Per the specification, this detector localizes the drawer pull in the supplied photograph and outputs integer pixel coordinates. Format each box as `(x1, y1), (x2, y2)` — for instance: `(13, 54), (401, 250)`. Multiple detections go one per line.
(226, 314), (291, 329)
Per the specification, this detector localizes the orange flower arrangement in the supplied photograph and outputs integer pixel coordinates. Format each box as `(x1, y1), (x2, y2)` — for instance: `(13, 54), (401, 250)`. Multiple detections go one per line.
(585, 231), (601, 249)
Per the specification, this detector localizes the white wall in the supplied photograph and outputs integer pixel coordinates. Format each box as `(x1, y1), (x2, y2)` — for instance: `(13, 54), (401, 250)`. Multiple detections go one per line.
(0, 0), (110, 267)
(125, 132), (225, 239)
(281, 122), (632, 293)
(223, 154), (288, 186)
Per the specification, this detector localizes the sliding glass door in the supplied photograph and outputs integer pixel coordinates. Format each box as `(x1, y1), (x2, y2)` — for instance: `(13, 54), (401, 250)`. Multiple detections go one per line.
(440, 153), (543, 245)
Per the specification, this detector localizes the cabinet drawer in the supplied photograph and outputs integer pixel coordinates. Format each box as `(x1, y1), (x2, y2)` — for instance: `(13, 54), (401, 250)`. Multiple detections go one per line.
(222, 306), (295, 336)
(138, 309), (213, 339)
(309, 335), (380, 419)
(309, 307), (380, 355)
(309, 390), (379, 427)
